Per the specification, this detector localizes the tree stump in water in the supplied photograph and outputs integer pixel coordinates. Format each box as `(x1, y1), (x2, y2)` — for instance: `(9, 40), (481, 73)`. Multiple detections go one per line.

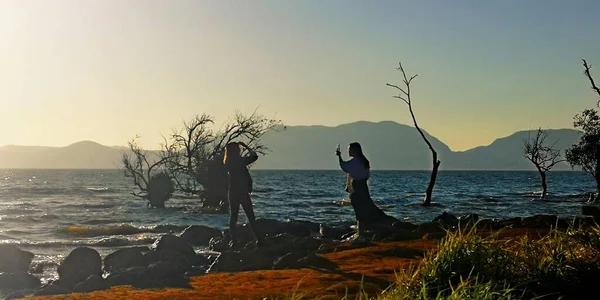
(146, 172), (174, 208)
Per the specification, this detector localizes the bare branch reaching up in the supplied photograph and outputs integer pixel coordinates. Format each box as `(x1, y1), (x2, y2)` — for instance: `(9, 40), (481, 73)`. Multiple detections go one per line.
(583, 59), (600, 107)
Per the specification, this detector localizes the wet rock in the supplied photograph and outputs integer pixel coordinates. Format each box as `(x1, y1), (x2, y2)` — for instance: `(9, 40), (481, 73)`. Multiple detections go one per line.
(209, 237), (228, 252)
(151, 234), (198, 271)
(33, 283), (71, 297)
(319, 224), (353, 240)
(0, 245), (34, 273)
(223, 224), (256, 246)
(291, 253), (339, 271)
(72, 275), (110, 293)
(278, 221), (311, 238)
(273, 252), (307, 270)
(391, 221), (419, 231)
(240, 249), (274, 271)
(206, 251), (242, 273)
(106, 266), (146, 287)
(57, 247), (102, 288)
(521, 215), (559, 228)
(104, 247), (146, 273)
(292, 220), (321, 235)
(179, 225), (223, 246)
(433, 212), (459, 227)
(0, 272), (41, 291)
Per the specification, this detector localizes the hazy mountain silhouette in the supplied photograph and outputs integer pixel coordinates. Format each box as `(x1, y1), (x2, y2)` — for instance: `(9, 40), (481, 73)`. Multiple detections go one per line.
(0, 122), (582, 170)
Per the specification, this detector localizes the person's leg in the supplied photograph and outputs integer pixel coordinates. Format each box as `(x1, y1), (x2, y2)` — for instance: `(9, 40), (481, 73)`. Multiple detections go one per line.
(240, 194), (264, 245)
(229, 196), (240, 248)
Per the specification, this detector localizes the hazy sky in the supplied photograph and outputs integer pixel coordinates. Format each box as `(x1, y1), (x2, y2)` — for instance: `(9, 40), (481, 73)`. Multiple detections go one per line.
(1, 0), (599, 151)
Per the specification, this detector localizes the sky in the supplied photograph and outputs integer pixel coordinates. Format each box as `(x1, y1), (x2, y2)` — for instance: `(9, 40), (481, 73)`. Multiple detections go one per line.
(0, 0), (599, 151)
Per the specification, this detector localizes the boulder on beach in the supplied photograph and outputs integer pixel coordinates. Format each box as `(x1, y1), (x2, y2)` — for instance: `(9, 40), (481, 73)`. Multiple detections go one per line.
(104, 247), (147, 273)
(72, 275), (110, 293)
(0, 272), (41, 291)
(179, 225), (223, 246)
(0, 245), (34, 273)
(57, 247), (102, 288)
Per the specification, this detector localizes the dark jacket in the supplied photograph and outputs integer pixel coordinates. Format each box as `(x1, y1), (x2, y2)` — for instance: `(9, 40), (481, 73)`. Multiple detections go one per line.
(225, 153), (258, 195)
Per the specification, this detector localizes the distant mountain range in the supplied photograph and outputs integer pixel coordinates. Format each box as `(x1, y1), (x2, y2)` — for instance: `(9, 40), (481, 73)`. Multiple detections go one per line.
(0, 121), (583, 170)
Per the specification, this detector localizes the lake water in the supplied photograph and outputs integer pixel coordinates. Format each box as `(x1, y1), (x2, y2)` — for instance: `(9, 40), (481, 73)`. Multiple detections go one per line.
(0, 169), (595, 283)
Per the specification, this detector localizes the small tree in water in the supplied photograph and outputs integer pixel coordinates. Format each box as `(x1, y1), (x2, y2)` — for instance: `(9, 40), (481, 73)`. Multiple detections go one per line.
(386, 62), (440, 206)
(522, 128), (563, 198)
(566, 109), (600, 195)
(122, 138), (174, 208)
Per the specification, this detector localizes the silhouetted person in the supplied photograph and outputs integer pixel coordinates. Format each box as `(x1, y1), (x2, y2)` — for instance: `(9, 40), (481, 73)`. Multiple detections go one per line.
(223, 142), (263, 248)
(336, 142), (388, 239)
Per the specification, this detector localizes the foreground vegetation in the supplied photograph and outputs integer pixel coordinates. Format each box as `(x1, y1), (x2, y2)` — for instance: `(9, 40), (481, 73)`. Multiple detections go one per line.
(380, 224), (600, 300)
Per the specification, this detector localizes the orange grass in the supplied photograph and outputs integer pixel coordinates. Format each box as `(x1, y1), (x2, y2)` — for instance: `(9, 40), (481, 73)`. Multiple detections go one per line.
(31, 228), (551, 300)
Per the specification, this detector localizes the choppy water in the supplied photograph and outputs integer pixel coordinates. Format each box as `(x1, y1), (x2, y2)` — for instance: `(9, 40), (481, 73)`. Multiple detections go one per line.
(0, 169), (595, 283)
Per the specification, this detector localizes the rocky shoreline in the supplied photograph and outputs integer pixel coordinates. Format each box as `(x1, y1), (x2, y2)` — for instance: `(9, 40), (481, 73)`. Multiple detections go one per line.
(1, 209), (599, 299)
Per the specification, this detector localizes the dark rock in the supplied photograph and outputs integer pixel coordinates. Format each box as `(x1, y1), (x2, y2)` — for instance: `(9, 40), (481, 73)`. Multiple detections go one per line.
(458, 214), (479, 227)
(433, 212), (459, 227)
(291, 253), (339, 271)
(152, 234), (196, 258)
(239, 249), (274, 271)
(106, 266), (146, 287)
(0, 245), (34, 273)
(521, 215), (559, 228)
(0, 272), (41, 291)
(209, 237), (227, 252)
(291, 220), (321, 234)
(273, 252), (308, 270)
(206, 251), (242, 273)
(582, 205), (600, 219)
(72, 275), (110, 293)
(476, 219), (499, 230)
(252, 218), (284, 237)
(151, 234), (198, 271)
(185, 265), (209, 277)
(179, 225), (223, 246)
(572, 216), (598, 228)
(391, 221), (418, 231)
(34, 283), (71, 297)
(104, 247), (146, 273)
(278, 221), (311, 238)
(6, 290), (32, 300)
(416, 222), (445, 234)
(300, 237), (323, 252)
(498, 217), (522, 228)
(57, 247), (102, 288)
(319, 224), (353, 239)
(223, 224), (256, 246)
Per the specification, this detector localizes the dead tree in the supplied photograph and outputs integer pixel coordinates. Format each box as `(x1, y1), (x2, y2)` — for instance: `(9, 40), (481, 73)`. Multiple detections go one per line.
(583, 59), (600, 107)
(122, 138), (173, 208)
(386, 62), (440, 206)
(522, 128), (564, 198)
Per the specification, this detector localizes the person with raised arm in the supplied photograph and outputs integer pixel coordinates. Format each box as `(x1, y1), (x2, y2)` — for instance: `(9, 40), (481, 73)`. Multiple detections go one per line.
(223, 141), (263, 248)
(336, 142), (389, 240)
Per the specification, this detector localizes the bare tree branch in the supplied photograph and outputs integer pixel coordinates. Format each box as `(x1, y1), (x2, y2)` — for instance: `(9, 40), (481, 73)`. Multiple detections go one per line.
(583, 59), (600, 107)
